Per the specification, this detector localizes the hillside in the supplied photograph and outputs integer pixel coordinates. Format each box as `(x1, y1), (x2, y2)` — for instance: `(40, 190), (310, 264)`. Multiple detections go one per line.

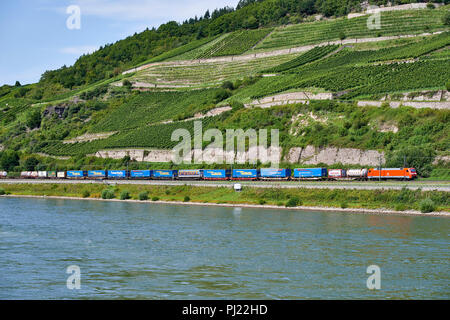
(0, 2), (449, 178)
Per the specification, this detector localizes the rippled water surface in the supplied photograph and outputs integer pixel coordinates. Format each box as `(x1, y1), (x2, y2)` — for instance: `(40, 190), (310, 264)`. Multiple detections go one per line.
(0, 197), (449, 299)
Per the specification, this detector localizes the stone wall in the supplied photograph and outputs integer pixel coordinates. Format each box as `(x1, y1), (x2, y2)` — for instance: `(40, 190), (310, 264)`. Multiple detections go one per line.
(286, 146), (385, 166)
(93, 145), (384, 166)
(245, 92), (333, 108)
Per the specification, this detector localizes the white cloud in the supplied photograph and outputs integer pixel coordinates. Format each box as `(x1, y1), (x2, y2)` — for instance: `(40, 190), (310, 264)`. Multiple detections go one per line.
(60, 45), (99, 55)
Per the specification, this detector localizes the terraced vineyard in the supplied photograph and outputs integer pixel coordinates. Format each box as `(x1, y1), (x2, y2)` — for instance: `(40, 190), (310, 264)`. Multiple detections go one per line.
(130, 52), (299, 88)
(92, 89), (223, 132)
(168, 34), (230, 61)
(0, 98), (34, 126)
(229, 32), (450, 101)
(137, 36), (219, 65)
(253, 9), (449, 51)
(42, 117), (217, 156)
(206, 28), (273, 57)
(263, 45), (340, 73)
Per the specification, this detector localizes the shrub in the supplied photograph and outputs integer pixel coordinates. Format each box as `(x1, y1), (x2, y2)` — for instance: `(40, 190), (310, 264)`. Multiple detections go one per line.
(339, 31), (346, 40)
(165, 190), (171, 195)
(120, 190), (131, 200)
(183, 196), (191, 202)
(419, 198), (436, 213)
(0, 188), (5, 195)
(221, 81), (234, 90)
(82, 190), (90, 198)
(426, 3), (435, 9)
(340, 202), (348, 209)
(277, 202), (284, 206)
(443, 11), (450, 26)
(286, 196), (301, 207)
(138, 191), (149, 201)
(152, 196), (160, 201)
(214, 89), (231, 103)
(259, 199), (266, 205)
(394, 203), (406, 212)
(122, 79), (132, 89)
(101, 189), (115, 199)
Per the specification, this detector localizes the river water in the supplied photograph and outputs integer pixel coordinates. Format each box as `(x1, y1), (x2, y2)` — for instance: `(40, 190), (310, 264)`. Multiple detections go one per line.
(0, 197), (448, 299)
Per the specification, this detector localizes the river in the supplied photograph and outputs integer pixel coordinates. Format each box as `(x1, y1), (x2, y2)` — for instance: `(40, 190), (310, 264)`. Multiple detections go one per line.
(0, 197), (448, 299)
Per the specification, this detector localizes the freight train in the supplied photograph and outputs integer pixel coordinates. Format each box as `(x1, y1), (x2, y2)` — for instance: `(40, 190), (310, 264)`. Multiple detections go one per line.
(0, 168), (418, 181)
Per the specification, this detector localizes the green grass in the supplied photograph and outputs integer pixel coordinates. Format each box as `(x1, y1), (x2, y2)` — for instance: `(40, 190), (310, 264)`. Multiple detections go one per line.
(1, 183), (448, 212)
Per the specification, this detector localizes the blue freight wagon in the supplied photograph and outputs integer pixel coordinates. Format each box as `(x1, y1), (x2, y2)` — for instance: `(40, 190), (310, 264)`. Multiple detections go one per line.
(293, 168), (328, 179)
(203, 169), (231, 180)
(107, 170), (127, 179)
(153, 170), (177, 179)
(232, 169), (259, 180)
(88, 170), (107, 179)
(260, 168), (292, 180)
(66, 170), (86, 179)
(130, 170), (152, 179)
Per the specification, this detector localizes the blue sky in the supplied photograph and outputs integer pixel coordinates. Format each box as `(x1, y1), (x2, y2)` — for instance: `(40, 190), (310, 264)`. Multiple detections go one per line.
(0, 0), (239, 86)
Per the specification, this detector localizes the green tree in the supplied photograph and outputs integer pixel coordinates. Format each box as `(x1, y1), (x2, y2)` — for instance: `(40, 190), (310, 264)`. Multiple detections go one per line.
(23, 157), (39, 171)
(245, 16), (259, 29)
(443, 11), (450, 25)
(26, 109), (42, 129)
(0, 150), (20, 171)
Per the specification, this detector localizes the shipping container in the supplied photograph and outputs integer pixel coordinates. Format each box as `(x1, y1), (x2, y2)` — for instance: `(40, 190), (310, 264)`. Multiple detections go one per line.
(48, 171), (57, 178)
(153, 170), (177, 179)
(260, 168), (292, 180)
(38, 171), (48, 178)
(203, 169), (231, 180)
(328, 169), (346, 179)
(0, 171), (7, 178)
(232, 169), (259, 180)
(20, 171), (30, 178)
(347, 169), (368, 180)
(130, 170), (152, 179)
(57, 171), (66, 179)
(67, 171), (86, 179)
(293, 168), (328, 179)
(107, 170), (128, 179)
(87, 170), (106, 179)
(178, 169), (203, 179)
(368, 168), (417, 180)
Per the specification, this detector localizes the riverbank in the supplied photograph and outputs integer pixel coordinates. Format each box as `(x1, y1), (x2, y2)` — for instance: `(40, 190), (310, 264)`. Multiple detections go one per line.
(1, 194), (449, 217)
(0, 183), (448, 216)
